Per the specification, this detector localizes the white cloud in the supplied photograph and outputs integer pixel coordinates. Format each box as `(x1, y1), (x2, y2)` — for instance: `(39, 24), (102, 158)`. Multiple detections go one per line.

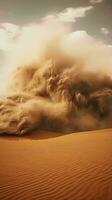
(0, 23), (19, 51)
(90, 0), (103, 4)
(44, 6), (93, 23)
(57, 7), (93, 22)
(1, 23), (19, 35)
(0, 7), (94, 52)
(0, 28), (10, 51)
(65, 31), (92, 42)
(101, 27), (110, 35)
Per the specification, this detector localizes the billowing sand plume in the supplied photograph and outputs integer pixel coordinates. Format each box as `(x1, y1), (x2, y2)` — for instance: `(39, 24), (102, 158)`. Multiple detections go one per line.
(0, 20), (112, 135)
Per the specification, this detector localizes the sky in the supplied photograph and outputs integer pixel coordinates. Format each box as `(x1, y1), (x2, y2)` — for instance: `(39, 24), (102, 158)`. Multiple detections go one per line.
(0, 0), (111, 40)
(0, 0), (111, 63)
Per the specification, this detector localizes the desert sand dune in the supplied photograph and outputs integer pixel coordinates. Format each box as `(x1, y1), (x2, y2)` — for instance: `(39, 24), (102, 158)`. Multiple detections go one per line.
(0, 129), (112, 200)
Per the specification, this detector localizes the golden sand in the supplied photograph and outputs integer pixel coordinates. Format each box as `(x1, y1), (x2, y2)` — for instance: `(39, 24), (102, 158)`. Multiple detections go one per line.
(0, 129), (112, 200)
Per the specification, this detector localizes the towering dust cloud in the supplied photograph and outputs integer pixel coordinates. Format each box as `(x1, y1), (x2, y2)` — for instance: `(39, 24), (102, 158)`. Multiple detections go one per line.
(0, 20), (112, 135)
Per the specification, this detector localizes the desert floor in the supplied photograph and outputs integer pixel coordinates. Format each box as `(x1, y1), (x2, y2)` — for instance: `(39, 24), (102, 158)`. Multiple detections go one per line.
(0, 129), (112, 200)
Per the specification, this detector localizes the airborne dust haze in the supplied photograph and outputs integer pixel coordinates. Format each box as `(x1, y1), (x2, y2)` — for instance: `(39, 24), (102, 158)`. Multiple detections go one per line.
(0, 17), (112, 135)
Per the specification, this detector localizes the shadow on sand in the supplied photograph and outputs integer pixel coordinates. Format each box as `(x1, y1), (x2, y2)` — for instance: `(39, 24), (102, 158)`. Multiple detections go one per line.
(0, 130), (69, 141)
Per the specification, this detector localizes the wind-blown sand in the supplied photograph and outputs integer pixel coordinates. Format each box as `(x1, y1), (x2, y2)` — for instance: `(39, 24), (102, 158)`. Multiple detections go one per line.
(0, 129), (112, 200)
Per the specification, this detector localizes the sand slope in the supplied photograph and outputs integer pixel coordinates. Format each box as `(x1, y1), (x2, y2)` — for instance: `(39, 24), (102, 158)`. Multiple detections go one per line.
(0, 129), (112, 200)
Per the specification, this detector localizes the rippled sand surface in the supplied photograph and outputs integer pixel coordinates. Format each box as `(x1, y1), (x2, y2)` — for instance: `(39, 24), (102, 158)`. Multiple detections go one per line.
(0, 129), (112, 200)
